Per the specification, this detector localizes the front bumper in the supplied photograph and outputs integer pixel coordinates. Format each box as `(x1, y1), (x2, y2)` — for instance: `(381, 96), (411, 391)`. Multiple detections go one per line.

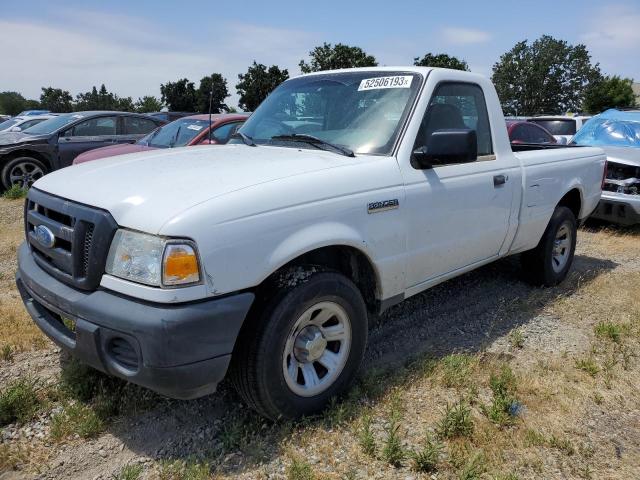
(590, 192), (640, 226)
(16, 242), (254, 399)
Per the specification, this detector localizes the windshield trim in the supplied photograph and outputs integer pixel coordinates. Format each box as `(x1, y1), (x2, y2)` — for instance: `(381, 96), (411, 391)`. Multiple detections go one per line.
(390, 70), (429, 158)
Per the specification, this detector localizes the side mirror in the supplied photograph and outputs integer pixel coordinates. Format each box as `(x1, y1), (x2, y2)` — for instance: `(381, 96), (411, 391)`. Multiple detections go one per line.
(413, 129), (477, 169)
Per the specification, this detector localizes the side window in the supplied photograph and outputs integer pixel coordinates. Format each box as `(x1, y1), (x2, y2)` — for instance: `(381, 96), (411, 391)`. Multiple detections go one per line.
(71, 116), (117, 136)
(414, 82), (493, 159)
(212, 121), (244, 143)
(123, 117), (159, 135)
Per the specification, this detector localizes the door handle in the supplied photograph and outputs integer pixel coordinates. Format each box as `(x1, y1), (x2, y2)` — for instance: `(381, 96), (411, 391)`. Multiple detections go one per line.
(493, 174), (507, 187)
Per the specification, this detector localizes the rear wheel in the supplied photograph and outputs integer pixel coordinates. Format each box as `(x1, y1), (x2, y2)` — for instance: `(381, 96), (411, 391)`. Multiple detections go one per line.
(1, 157), (47, 190)
(521, 206), (577, 286)
(230, 269), (368, 420)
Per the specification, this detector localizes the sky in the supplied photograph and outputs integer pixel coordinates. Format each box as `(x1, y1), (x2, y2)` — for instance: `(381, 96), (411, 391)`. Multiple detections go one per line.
(1, 0), (639, 109)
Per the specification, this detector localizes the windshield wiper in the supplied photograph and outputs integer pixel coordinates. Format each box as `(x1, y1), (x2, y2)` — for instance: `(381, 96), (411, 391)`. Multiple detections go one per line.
(231, 131), (256, 147)
(270, 134), (355, 157)
(169, 126), (182, 148)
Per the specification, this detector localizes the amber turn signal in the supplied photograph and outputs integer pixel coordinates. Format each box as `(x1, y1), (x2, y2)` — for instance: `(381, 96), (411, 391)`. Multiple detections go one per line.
(162, 244), (200, 286)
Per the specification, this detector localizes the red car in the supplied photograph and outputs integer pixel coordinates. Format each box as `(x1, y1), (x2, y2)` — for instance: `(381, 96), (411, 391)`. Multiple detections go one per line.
(506, 120), (557, 145)
(73, 113), (249, 164)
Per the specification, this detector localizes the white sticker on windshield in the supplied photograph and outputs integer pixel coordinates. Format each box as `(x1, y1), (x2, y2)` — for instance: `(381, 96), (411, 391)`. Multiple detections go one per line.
(187, 124), (203, 131)
(358, 75), (413, 91)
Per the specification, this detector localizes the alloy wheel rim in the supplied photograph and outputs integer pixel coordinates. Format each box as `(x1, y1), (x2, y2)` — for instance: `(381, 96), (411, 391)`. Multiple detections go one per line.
(551, 222), (572, 273)
(9, 162), (44, 188)
(282, 301), (352, 397)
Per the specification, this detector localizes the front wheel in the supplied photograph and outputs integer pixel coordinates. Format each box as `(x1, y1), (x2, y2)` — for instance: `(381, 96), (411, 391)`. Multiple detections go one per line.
(230, 269), (368, 420)
(521, 206), (577, 286)
(1, 157), (47, 190)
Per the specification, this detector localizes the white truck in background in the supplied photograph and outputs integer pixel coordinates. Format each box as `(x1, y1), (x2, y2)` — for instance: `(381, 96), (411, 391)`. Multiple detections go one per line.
(17, 67), (606, 420)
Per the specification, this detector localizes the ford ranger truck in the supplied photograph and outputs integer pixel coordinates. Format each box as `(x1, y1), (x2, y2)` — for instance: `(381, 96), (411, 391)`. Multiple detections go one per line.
(16, 67), (606, 420)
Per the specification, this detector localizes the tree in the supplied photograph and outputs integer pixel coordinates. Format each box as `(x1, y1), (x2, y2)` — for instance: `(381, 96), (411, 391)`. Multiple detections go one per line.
(40, 87), (73, 112)
(196, 73), (229, 113)
(0, 91), (27, 116)
(299, 43), (377, 73)
(236, 62), (289, 112)
(74, 84), (134, 111)
(492, 35), (601, 116)
(135, 96), (163, 113)
(160, 78), (197, 112)
(414, 53), (469, 71)
(583, 76), (637, 114)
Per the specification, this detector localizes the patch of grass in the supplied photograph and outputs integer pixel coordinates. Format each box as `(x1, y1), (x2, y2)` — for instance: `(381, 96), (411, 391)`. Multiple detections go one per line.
(494, 474), (519, 480)
(523, 428), (546, 447)
(458, 451), (487, 480)
(381, 418), (405, 467)
(548, 435), (575, 456)
(484, 365), (519, 426)
(286, 455), (315, 480)
(575, 357), (600, 377)
(356, 412), (376, 457)
(436, 400), (474, 439)
(509, 328), (525, 349)
(50, 402), (104, 440)
(2, 185), (28, 200)
(157, 459), (211, 480)
(113, 463), (143, 480)
(0, 344), (14, 361)
(439, 353), (474, 388)
(410, 431), (442, 473)
(0, 377), (41, 426)
(0, 443), (30, 471)
(594, 322), (626, 344)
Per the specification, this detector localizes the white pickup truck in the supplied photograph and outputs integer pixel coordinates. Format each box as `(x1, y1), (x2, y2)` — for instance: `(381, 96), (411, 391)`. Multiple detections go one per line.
(17, 67), (605, 420)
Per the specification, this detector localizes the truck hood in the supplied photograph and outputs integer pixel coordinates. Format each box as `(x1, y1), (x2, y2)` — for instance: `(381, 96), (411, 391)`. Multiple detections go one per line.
(600, 146), (640, 167)
(33, 144), (365, 233)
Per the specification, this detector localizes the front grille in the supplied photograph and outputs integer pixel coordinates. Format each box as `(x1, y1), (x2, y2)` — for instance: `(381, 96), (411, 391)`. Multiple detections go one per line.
(604, 162), (640, 195)
(25, 188), (118, 290)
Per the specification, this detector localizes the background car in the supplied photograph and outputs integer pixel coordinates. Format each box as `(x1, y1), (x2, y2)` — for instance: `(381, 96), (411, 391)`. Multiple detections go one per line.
(506, 120), (557, 145)
(73, 113), (249, 164)
(0, 111), (165, 190)
(0, 114), (58, 133)
(570, 108), (640, 225)
(147, 111), (196, 122)
(527, 115), (591, 143)
(15, 109), (51, 117)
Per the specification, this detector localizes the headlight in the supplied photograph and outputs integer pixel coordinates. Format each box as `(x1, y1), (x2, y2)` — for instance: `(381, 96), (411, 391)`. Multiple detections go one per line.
(105, 229), (200, 287)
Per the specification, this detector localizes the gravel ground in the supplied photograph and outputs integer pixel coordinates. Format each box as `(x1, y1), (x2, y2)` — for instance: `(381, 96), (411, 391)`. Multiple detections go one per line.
(1, 217), (639, 479)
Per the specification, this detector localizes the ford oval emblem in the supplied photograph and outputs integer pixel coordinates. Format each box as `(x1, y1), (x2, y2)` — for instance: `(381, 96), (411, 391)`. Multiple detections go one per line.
(34, 225), (56, 248)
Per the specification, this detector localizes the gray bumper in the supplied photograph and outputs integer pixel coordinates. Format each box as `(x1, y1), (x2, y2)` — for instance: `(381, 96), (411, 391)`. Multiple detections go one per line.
(591, 192), (640, 226)
(16, 242), (254, 399)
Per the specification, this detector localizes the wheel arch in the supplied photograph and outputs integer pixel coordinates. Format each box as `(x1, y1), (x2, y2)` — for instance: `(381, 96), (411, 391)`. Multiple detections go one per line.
(2, 149), (51, 171)
(557, 187), (582, 220)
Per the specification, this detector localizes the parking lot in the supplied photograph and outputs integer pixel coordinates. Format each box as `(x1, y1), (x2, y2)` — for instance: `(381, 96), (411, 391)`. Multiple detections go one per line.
(1, 196), (639, 479)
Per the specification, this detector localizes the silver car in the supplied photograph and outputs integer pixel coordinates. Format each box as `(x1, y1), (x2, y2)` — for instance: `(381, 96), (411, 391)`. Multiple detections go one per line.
(571, 109), (640, 225)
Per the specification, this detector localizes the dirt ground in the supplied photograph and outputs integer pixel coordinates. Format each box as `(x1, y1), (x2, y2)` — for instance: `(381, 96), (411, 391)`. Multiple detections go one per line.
(1, 196), (639, 480)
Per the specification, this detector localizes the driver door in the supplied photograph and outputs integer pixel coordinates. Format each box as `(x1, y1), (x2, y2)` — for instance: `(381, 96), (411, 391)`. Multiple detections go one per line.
(400, 82), (515, 289)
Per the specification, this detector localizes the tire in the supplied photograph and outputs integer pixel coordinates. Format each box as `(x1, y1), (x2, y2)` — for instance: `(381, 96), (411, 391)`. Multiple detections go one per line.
(521, 206), (577, 286)
(230, 269), (368, 420)
(1, 156), (47, 190)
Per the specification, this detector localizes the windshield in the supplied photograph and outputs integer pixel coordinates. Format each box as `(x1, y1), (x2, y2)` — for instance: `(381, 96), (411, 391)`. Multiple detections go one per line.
(236, 71), (423, 155)
(0, 118), (20, 130)
(22, 114), (79, 135)
(142, 118), (210, 148)
(571, 118), (640, 148)
(528, 119), (576, 136)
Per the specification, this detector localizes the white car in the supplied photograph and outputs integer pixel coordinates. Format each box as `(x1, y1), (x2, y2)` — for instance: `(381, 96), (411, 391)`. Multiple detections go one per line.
(0, 114), (58, 133)
(16, 67), (605, 420)
(527, 115), (592, 143)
